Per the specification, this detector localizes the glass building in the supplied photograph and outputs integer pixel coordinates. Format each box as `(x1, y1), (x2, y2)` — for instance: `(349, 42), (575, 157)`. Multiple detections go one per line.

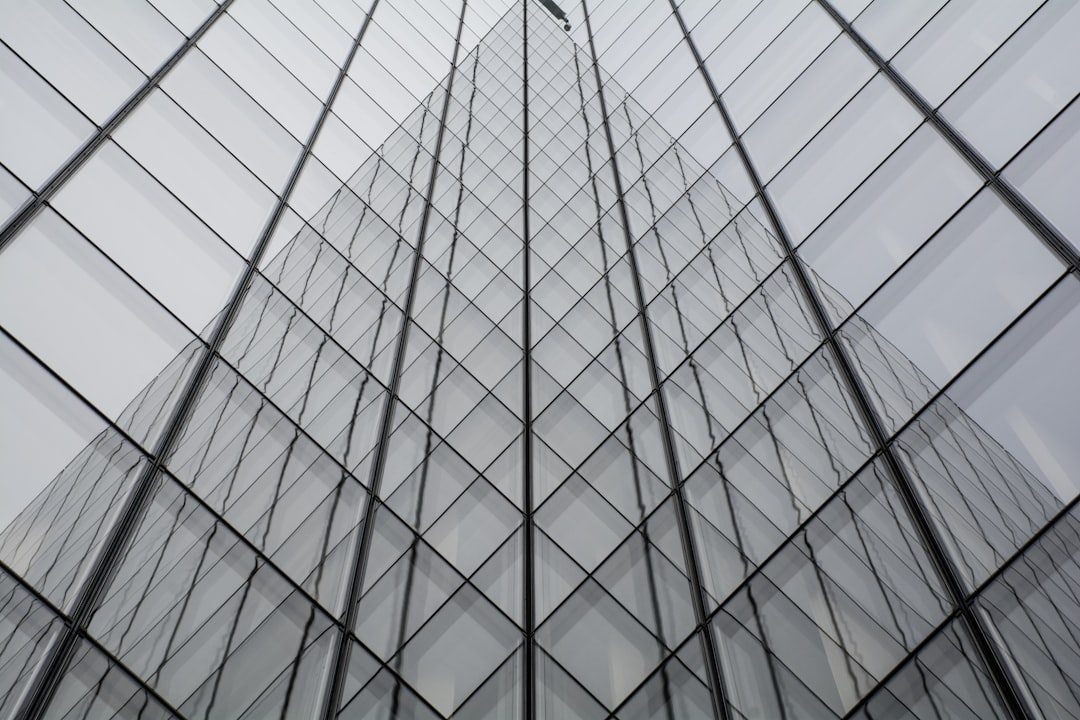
(1, 0), (1078, 717)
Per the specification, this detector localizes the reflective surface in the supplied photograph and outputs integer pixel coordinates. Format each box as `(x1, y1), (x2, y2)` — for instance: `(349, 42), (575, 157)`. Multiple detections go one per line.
(2, 0), (1078, 718)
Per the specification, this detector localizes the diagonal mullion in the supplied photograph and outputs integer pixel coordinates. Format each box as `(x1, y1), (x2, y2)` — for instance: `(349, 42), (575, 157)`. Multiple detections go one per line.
(10, 1), (385, 717)
(578, 3), (734, 720)
(669, 2), (1038, 719)
(0, 1), (238, 253)
(319, 2), (472, 717)
(813, 0), (1080, 275)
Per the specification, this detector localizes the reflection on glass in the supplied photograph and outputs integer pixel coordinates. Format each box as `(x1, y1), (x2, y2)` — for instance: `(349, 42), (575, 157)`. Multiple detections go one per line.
(853, 190), (1061, 389)
(89, 475), (336, 719)
(0, 0), (1075, 718)
(53, 140), (244, 334)
(942, 0), (1080, 168)
(898, 276), (1080, 589)
(0, 43), (93, 189)
(0, 209), (195, 427)
(1005, 97), (1080, 242)
(0, 566), (62, 718)
(979, 506), (1080, 720)
(850, 618), (1010, 720)
(799, 123), (980, 327)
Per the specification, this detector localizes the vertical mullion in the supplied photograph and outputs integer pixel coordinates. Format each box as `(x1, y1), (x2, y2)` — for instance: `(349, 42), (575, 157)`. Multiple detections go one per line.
(577, 3), (733, 720)
(319, 2), (470, 717)
(521, 2), (536, 719)
(11, 1), (384, 717)
(668, 2), (1036, 719)
(0, 0), (238, 253)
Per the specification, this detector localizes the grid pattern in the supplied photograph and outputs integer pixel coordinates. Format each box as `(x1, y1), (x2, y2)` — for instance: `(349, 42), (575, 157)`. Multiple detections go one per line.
(1, 0), (1079, 718)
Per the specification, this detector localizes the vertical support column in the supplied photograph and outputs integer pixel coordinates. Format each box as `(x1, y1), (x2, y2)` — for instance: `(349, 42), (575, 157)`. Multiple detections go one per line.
(520, 2), (536, 719)
(666, 3), (1035, 719)
(577, 3), (732, 720)
(319, 2), (470, 718)
(14, 1), (386, 718)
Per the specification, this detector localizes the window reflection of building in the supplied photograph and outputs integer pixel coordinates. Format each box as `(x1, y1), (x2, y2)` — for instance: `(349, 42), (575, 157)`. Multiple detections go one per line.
(0, 1), (1078, 719)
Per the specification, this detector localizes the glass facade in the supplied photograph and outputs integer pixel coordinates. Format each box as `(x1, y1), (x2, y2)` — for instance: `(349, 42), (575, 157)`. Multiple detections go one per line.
(1, 0), (1078, 718)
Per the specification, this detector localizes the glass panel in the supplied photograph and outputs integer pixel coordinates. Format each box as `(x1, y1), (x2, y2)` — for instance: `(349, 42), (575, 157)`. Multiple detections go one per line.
(0, 0), (144, 123)
(0, 208), (196, 427)
(894, 0), (1044, 108)
(701, 0), (806, 91)
(709, 455), (950, 715)
(425, 478), (520, 577)
(332, 639), (380, 718)
(535, 645), (606, 720)
(849, 190), (1061, 392)
(1004, 97), (1080, 243)
(979, 506), (1080, 720)
(536, 474), (633, 573)
(0, 43), (94, 189)
(198, 14), (324, 141)
(942, 0), (1080, 168)
(742, 34), (874, 182)
(451, 648), (522, 719)
(593, 498), (695, 651)
(798, 123), (981, 324)
(613, 635), (715, 720)
(89, 475), (336, 719)
(850, 618), (1010, 720)
(163, 48), (303, 191)
(149, 0), (217, 35)
(337, 665), (442, 720)
(537, 579), (664, 710)
(115, 89), (277, 257)
(229, 0), (339, 101)
(167, 357), (371, 612)
(0, 331), (103, 529)
(0, 566), (63, 718)
(0, 165), (30, 226)
(768, 74), (922, 243)
(272, 0), (354, 67)
(395, 584), (521, 716)
(43, 639), (180, 720)
(897, 276), (1080, 588)
(67, 0), (185, 74)
(948, 275), (1080, 502)
(852, 0), (947, 59)
(355, 534), (464, 658)
(53, 140), (244, 335)
(0, 381), (147, 609)
(724, 3), (839, 133)
(684, 345), (875, 605)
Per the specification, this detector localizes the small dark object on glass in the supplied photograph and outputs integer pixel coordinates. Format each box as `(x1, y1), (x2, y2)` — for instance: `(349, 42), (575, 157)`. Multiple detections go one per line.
(538, 0), (571, 30)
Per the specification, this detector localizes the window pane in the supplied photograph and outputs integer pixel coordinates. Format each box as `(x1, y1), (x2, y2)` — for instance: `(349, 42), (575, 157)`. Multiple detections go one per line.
(1005, 97), (1080, 244)
(942, 0), (1080, 168)
(0, 43), (93, 189)
(799, 124), (981, 325)
(53, 140), (244, 334)
(851, 191), (1061, 391)
(0, 208), (196, 425)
